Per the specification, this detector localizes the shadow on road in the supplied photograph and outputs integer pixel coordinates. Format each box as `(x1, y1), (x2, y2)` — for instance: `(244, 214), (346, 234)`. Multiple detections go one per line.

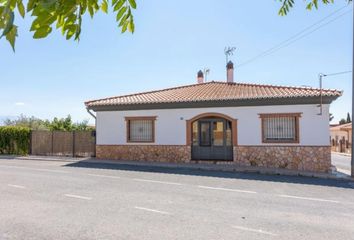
(64, 160), (354, 190)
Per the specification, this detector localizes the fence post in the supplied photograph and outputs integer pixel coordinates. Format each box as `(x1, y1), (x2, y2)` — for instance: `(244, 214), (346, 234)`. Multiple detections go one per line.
(51, 131), (54, 156)
(29, 130), (32, 155)
(72, 131), (76, 157)
(93, 130), (96, 157)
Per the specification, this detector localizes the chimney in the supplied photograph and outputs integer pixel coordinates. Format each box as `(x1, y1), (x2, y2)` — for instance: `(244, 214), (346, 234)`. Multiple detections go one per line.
(197, 70), (204, 84)
(226, 61), (234, 83)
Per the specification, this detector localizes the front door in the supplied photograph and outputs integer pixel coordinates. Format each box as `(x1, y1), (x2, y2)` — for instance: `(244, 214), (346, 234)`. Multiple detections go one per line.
(192, 118), (233, 161)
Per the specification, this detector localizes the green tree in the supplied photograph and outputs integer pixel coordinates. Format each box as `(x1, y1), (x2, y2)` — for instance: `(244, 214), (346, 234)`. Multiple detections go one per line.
(346, 112), (351, 123)
(0, 0), (136, 50)
(339, 118), (347, 125)
(45, 115), (94, 131)
(4, 114), (48, 130)
(4, 114), (93, 131)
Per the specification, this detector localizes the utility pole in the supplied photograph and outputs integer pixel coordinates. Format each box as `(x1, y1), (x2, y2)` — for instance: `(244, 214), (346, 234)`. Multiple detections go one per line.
(318, 70), (352, 176)
(351, 3), (354, 178)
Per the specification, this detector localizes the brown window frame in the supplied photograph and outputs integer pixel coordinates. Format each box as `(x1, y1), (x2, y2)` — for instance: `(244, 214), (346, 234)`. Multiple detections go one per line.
(125, 116), (157, 143)
(259, 113), (301, 144)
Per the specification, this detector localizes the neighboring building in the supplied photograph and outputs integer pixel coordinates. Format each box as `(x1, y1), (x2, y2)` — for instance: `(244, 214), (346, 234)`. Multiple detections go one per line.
(85, 62), (342, 173)
(330, 123), (352, 154)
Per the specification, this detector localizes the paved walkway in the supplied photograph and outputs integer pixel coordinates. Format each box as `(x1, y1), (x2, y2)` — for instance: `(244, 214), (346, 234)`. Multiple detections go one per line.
(331, 152), (352, 176)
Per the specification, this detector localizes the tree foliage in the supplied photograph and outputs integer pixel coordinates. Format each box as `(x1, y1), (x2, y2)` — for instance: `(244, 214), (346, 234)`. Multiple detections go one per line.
(46, 115), (93, 131)
(0, 126), (30, 155)
(3, 114), (48, 130)
(339, 112), (352, 124)
(277, 0), (351, 16)
(0, 0), (351, 50)
(346, 112), (352, 123)
(4, 114), (94, 131)
(0, 0), (137, 50)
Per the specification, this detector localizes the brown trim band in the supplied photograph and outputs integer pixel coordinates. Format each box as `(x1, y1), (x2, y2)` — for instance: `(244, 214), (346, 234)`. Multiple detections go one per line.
(258, 113), (302, 118)
(236, 145), (331, 147)
(125, 116), (157, 121)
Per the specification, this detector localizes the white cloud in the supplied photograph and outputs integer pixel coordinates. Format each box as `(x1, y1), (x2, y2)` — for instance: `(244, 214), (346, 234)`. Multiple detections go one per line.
(14, 102), (25, 106)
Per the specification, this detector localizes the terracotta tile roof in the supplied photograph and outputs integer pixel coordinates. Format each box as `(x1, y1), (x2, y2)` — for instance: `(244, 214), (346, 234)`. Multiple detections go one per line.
(330, 123), (352, 131)
(85, 81), (342, 108)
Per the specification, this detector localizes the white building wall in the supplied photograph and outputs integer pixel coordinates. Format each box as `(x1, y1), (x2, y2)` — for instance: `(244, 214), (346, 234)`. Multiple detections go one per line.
(96, 104), (330, 146)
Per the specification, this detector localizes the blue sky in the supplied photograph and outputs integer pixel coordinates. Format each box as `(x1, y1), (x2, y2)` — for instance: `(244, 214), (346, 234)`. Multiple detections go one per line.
(0, 0), (352, 124)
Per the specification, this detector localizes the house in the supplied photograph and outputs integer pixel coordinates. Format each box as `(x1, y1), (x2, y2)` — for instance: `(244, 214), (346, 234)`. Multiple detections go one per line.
(330, 123), (352, 154)
(85, 62), (342, 173)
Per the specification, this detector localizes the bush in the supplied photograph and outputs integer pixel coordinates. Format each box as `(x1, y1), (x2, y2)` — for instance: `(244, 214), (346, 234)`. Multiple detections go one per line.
(0, 126), (31, 155)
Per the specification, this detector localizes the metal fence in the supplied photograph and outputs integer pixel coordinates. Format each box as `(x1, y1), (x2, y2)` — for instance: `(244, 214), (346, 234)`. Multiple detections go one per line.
(30, 131), (96, 157)
(331, 136), (352, 154)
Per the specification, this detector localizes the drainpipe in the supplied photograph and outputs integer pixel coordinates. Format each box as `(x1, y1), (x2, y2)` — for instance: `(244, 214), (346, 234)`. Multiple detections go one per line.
(86, 108), (97, 157)
(86, 108), (96, 120)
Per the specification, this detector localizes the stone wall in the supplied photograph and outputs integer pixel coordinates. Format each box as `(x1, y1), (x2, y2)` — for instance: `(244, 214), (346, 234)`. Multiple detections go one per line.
(96, 145), (191, 163)
(96, 145), (331, 173)
(234, 146), (331, 172)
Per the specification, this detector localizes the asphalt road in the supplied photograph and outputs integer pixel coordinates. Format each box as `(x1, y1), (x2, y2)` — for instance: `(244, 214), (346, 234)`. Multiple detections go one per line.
(0, 158), (353, 240)
(332, 153), (352, 175)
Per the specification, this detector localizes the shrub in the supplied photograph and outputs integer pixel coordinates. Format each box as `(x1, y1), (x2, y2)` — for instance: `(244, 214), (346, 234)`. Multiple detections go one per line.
(0, 126), (31, 155)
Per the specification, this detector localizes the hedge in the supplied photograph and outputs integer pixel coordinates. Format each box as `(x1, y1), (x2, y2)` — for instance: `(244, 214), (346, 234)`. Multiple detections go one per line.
(0, 126), (31, 155)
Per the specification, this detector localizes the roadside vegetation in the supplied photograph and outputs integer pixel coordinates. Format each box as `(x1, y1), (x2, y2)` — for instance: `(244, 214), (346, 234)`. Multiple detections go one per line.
(0, 115), (94, 155)
(3, 114), (94, 131)
(0, 126), (30, 154)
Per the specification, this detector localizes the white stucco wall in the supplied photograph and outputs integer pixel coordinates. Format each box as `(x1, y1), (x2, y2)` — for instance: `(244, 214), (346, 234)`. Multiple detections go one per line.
(96, 104), (330, 146)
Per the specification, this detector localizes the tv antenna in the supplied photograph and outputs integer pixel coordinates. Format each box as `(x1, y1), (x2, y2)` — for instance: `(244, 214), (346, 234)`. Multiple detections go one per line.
(224, 46), (236, 64)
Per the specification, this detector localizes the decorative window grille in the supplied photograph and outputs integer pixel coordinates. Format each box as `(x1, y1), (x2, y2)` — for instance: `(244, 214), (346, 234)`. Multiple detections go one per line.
(261, 114), (300, 143)
(127, 118), (155, 142)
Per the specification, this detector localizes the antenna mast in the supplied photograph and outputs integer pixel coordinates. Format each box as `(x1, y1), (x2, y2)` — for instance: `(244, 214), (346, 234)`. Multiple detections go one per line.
(224, 46), (236, 64)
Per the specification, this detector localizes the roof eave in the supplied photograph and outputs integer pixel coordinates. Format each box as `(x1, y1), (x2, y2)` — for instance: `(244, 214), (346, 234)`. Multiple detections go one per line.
(86, 96), (340, 112)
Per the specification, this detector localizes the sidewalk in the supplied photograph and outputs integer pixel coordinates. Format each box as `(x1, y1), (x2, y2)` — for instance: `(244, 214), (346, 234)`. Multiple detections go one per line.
(332, 151), (351, 157)
(3, 155), (353, 181)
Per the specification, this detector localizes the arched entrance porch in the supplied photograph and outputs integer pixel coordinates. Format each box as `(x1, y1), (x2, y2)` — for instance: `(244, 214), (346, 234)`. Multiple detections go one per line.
(186, 113), (237, 161)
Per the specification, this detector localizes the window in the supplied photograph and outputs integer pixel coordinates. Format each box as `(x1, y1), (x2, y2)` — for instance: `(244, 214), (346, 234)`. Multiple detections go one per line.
(125, 117), (156, 142)
(260, 113), (301, 143)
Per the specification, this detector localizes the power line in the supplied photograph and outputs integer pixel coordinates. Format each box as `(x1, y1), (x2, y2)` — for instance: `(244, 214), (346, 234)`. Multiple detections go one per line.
(322, 70), (352, 77)
(237, 6), (351, 68)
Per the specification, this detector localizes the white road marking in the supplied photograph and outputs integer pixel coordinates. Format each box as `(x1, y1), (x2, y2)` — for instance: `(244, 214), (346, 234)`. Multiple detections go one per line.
(198, 185), (257, 194)
(0, 165), (69, 174)
(87, 173), (121, 179)
(134, 206), (171, 215)
(133, 178), (182, 186)
(278, 194), (340, 203)
(64, 194), (92, 200)
(232, 225), (278, 236)
(7, 184), (26, 189)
